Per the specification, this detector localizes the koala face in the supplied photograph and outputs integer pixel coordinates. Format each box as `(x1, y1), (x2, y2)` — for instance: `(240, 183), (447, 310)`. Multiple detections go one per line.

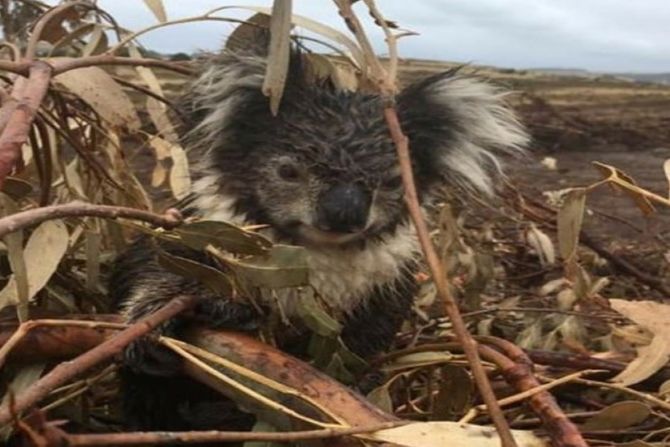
(230, 88), (407, 247)
(182, 50), (528, 248)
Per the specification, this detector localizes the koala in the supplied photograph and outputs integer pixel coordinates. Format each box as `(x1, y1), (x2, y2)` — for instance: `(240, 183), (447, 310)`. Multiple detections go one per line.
(110, 43), (528, 430)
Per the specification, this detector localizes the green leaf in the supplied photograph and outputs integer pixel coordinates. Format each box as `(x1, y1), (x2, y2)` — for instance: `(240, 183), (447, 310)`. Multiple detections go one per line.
(171, 220), (272, 255)
(2, 178), (33, 200)
(367, 384), (394, 413)
(581, 401), (651, 431)
(296, 289), (341, 337)
(231, 244), (308, 288)
(158, 250), (233, 297)
(0, 219), (69, 318)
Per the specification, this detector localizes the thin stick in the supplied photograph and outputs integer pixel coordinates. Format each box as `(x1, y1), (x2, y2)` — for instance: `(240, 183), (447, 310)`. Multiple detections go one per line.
(0, 201), (182, 239)
(384, 107), (518, 447)
(0, 57), (193, 77)
(573, 377), (670, 412)
(63, 421), (407, 446)
(0, 295), (198, 426)
(461, 370), (595, 423)
(107, 16), (245, 55)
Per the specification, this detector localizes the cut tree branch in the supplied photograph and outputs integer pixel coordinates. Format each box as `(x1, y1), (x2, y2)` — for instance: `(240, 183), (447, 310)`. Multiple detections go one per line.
(0, 295), (197, 426)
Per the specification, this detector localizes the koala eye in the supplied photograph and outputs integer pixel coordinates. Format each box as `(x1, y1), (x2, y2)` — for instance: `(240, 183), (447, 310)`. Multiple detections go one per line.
(278, 163), (300, 182)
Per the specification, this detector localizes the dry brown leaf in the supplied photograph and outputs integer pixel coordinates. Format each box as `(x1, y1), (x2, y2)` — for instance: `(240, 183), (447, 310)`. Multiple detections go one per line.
(169, 142), (191, 200)
(146, 97), (179, 143)
(610, 299), (670, 385)
(40, 7), (82, 44)
(143, 0), (167, 22)
(81, 25), (108, 56)
(54, 64), (140, 130)
(557, 187), (586, 262)
(127, 43), (166, 97)
(0, 194), (28, 321)
(50, 23), (96, 55)
(148, 136), (171, 187)
(367, 421), (546, 447)
(262, 0), (293, 115)
(85, 230), (101, 291)
(525, 223), (555, 266)
(225, 6), (365, 68)
(592, 162), (657, 214)
(581, 401), (651, 431)
(0, 220), (69, 313)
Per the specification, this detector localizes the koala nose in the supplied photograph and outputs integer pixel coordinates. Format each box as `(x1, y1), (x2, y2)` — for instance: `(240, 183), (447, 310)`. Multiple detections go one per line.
(316, 183), (371, 233)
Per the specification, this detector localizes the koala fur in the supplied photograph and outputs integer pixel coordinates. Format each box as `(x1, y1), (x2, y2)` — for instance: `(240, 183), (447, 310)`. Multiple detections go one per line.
(110, 44), (528, 430)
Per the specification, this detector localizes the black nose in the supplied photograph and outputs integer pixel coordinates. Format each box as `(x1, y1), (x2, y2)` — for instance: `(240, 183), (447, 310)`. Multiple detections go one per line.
(316, 183), (371, 233)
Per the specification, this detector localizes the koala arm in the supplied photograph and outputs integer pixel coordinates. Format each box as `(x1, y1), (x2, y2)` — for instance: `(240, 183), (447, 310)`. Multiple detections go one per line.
(340, 267), (417, 359)
(110, 236), (257, 375)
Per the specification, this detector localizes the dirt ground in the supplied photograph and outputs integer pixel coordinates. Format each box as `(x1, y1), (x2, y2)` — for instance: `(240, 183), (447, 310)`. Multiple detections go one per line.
(398, 59), (670, 293)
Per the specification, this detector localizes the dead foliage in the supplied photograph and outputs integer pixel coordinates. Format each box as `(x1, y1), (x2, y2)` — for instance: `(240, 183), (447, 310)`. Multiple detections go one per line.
(0, 1), (669, 446)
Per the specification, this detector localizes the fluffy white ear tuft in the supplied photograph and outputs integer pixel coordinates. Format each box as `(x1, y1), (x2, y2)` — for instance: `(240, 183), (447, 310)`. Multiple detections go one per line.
(400, 72), (530, 196)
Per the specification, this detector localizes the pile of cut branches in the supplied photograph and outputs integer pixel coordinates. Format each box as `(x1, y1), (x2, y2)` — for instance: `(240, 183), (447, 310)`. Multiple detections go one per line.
(1, 1), (669, 447)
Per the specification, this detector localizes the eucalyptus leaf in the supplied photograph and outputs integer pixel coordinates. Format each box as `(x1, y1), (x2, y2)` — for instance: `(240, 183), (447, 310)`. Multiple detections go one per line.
(231, 244), (308, 288)
(158, 250), (233, 297)
(296, 289), (341, 337)
(171, 220), (272, 255)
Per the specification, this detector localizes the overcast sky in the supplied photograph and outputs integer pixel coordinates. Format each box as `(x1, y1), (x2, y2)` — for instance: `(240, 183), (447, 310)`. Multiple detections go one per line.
(97, 0), (670, 73)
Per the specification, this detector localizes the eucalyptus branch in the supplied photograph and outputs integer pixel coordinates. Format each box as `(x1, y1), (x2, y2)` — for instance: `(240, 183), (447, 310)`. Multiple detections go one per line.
(0, 201), (183, 239)
(332, 0), (388, 89)
(362, 0), (399, 86)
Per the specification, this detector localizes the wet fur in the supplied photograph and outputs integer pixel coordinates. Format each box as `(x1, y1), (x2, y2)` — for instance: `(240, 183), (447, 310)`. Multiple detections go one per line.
(111, 46), (528, 430)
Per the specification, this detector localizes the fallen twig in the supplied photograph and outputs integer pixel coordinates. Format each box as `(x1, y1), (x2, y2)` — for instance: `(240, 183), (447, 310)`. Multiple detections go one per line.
(478, 336), (588, 447)
(20, 410), (405, 447)
(0, 201), (183, 239)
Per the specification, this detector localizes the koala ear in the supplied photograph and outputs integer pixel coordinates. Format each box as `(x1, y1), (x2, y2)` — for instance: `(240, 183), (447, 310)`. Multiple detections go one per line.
(398, 70), (529, 195)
